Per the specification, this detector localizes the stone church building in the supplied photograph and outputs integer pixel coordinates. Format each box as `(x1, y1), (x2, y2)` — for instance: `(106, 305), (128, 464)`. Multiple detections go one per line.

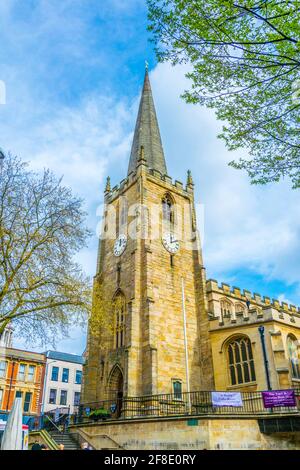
(82, 70), (300, 406)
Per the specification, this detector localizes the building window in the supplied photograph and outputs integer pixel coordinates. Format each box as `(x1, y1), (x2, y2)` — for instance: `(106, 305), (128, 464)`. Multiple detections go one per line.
(220, 299), (232, 318)
(0, 389), (3, 409)
(49, 389), (57, 404)
(23, 392), (32, 413)
(172, 380), (182, 400)
(62, 368), (69, 383)
(74, 392), (81, 406)
(75, 370), (82, 385)
(51, 366), (59, 381)
(114, 293), (126, 349)
(162, 194), (174, 226)
(235, 303), (245, 315)
(287, 336), (300, 379)
(0, 361), (7, 378)
(227, 336), (256, 386)
(18, 364), (26, 381)
(60, 390), (67, 406)
(27, 365), (36, 382)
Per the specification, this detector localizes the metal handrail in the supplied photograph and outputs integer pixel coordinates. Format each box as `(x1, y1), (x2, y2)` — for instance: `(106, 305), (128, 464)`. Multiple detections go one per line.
(67, 431), (96, 450)
(44, 414), (62, 433)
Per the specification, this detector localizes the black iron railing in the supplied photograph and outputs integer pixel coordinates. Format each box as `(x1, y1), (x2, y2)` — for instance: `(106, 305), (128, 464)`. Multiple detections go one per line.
(76, 388), (300, 424)
(24, 389), (300, 432)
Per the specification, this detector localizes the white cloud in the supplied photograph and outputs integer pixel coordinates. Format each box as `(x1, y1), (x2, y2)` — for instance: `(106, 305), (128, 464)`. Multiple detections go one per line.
(278, 294), (296, 306)
(2, 91), (132, 230)
(150, 63), (300, 293)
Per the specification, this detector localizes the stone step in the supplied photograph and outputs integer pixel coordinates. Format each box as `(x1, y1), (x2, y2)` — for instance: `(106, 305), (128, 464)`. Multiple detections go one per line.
(49, 431), (81, 450)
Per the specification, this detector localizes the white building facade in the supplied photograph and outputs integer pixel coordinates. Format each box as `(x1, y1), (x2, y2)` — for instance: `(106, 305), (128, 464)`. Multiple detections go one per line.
(42, 350), (84, 415)
(0, 325), (13, 348)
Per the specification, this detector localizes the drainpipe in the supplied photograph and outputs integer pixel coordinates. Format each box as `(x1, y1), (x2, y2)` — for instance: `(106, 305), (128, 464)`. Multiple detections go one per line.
(181, 278), (191, 413)
(258, 326), (272, 390)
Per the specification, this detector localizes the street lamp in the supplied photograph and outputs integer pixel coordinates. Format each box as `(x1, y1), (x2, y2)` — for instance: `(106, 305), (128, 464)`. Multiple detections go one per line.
(258, 326), (272, 390)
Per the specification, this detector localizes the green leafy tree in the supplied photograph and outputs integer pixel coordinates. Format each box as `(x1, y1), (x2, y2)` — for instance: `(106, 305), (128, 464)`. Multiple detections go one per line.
(0, 153), (92, 345)
(148, 0), (300, 187)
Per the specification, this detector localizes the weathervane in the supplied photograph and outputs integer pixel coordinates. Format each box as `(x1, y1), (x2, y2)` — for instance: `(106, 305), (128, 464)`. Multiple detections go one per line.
(145, 60), (149, 71)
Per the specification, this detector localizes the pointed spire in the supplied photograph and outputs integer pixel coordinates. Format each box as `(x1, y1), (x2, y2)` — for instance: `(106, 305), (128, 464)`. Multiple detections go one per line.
(128, 69), (167, 176)
(187, 170), (194, 188)
(104, 176), (111, 193)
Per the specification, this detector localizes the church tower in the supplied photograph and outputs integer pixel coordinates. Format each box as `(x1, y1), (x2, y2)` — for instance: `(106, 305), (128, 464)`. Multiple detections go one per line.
(82, 70), (214, 404)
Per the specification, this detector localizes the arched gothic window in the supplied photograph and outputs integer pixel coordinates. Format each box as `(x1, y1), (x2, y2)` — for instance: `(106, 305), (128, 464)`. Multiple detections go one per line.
(287, 335), (300, 379)
(220, 299), (232, 318)
(162, 194), (174, 226)
(235, 303), (245, 315)
(114, 293), (126, 349)
(227, 336), (256, 386)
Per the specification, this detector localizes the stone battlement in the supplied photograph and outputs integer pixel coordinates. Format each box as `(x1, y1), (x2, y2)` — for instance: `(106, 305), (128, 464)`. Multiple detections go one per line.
(206, 279), (300, 316)
(209, 305), (300, 330)
(105, 166), (193, 202)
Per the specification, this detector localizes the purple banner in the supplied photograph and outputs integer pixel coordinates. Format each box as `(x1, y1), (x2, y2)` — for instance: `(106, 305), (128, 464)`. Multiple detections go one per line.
(262, 390), (296, 408)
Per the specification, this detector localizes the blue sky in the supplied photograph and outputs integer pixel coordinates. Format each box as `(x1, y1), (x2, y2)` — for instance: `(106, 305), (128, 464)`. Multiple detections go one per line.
(1, 0), (300, 355)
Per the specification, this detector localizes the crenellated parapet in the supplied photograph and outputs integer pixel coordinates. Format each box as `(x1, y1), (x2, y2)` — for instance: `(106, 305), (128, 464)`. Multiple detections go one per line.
(206, 279), (300, 329)
(206, 279), (300, 315)
(105, 166), (194, 203)
(147, 167), (193, 196)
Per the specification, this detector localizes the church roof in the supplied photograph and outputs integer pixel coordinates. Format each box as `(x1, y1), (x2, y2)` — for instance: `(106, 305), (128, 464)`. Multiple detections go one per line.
(128, 69), (167, 176)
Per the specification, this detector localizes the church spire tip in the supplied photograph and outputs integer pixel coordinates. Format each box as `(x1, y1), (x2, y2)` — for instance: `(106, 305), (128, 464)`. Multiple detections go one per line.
(127, 68), (167, 176)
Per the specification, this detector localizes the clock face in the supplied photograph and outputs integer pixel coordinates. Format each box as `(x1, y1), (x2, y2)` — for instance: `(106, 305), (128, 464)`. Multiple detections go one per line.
(114, 234), (127, 257)
(162, 232), (180, 254)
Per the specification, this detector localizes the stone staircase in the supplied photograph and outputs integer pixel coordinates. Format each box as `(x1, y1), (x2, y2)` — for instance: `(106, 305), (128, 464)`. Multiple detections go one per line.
(49, 430), (81, 450)
(68, 429), (124, 450)
(48, 427), (124, 450)
(88, 434), (123, 450)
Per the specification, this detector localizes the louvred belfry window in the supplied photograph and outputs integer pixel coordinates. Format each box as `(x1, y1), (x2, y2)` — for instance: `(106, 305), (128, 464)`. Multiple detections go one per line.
(162, 194), (174, 226)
